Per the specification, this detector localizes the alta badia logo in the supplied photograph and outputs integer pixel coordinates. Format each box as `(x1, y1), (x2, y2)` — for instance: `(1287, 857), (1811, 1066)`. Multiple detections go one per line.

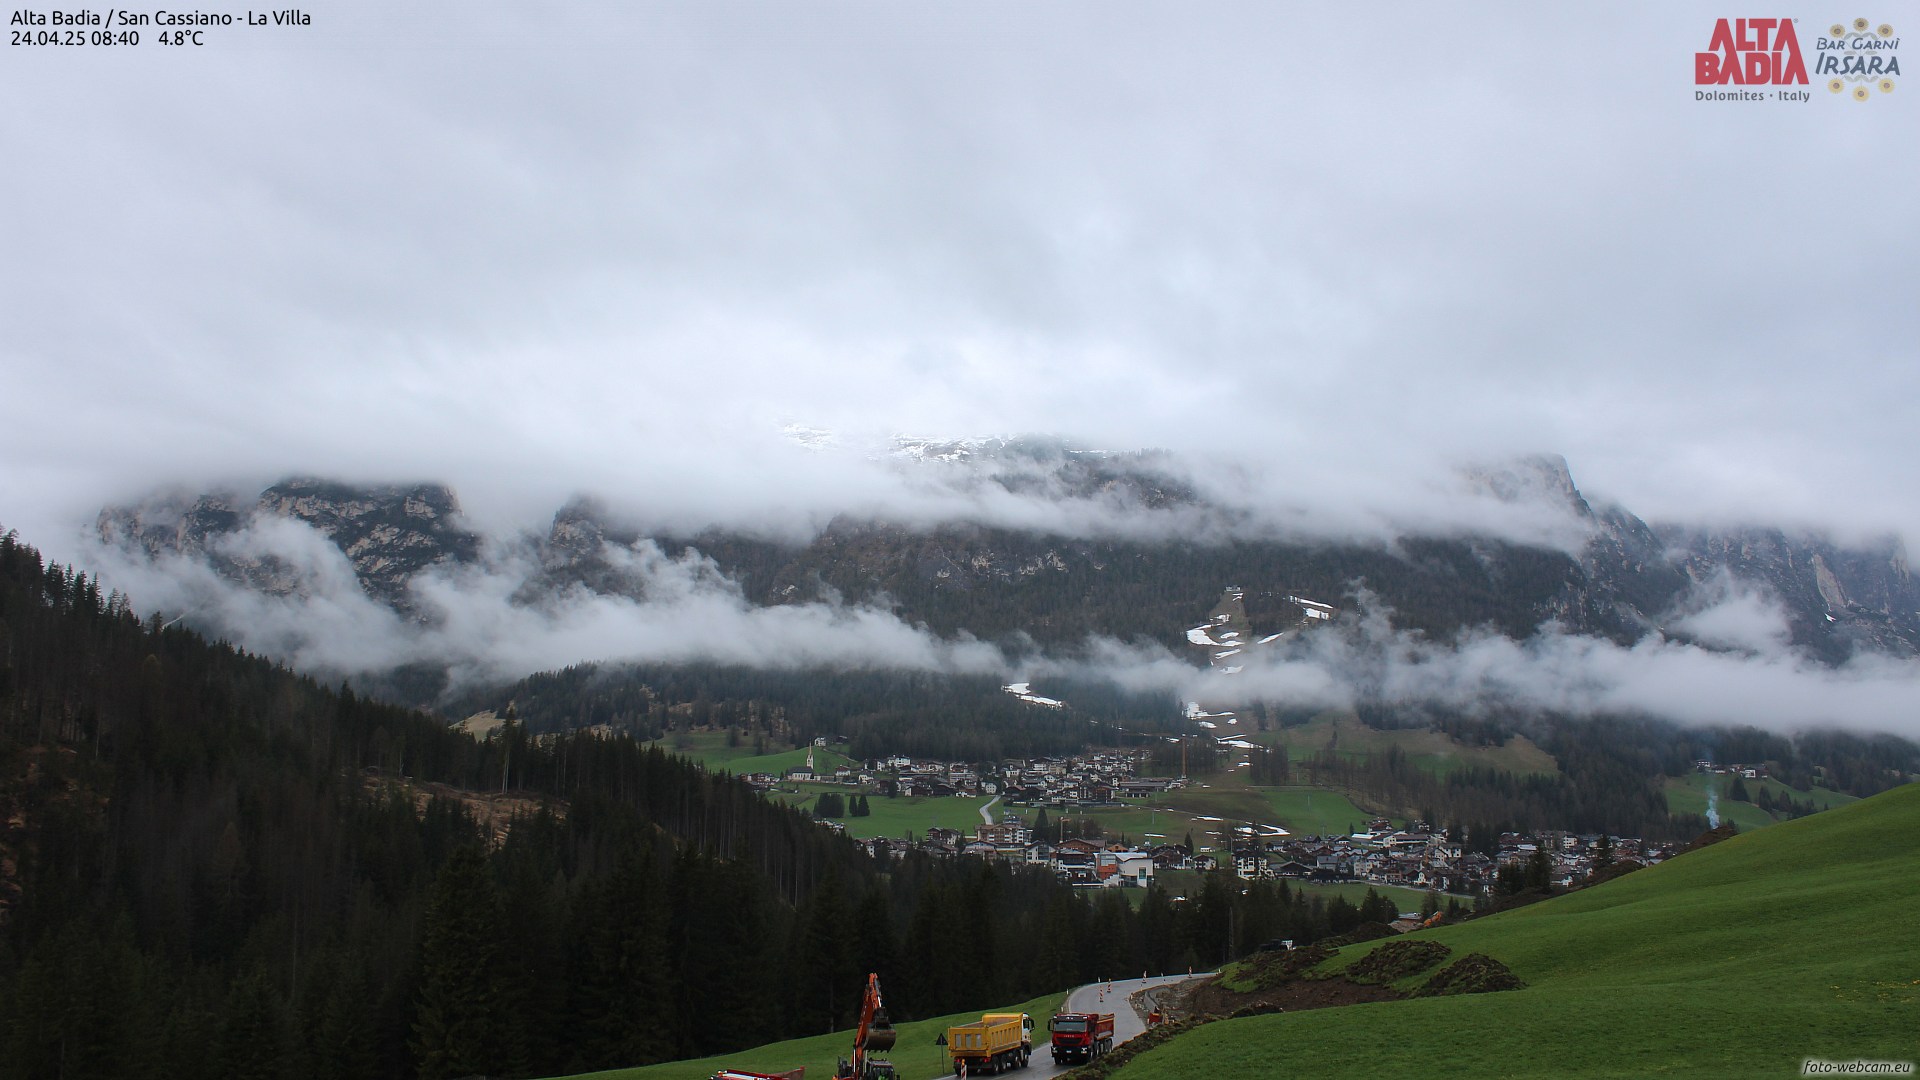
(1817, 18), (1899, 101)
(1696, 17), (1809, 90)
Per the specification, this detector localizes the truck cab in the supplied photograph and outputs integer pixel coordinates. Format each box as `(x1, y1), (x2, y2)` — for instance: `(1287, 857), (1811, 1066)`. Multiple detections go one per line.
(980, 1013), (1033, 1053)
(1047, 1012), (1115, 1065)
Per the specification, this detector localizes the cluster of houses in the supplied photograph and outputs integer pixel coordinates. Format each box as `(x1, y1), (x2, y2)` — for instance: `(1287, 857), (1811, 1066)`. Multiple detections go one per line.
(852, 817), (1174, 888)
(742, 747), (1176, 806)
(1696, 759), (1768, 779)
(756, 746), (1678, 897)
(1229, 819), (1675, 895)
(847, 812), (1677, 898)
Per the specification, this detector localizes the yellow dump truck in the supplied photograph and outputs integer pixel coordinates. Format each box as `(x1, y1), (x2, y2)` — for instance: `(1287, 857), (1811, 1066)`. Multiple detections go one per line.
(946, 1012), (1032, 1075)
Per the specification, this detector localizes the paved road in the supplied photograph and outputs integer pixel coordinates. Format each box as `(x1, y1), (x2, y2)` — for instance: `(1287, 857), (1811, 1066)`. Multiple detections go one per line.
(978, 795), (1001, 824)
(1000, 973), (1207, 1080)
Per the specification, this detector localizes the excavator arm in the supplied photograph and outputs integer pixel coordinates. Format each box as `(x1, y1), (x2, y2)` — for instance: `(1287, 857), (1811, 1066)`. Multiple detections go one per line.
(838, 973), (897, 1080)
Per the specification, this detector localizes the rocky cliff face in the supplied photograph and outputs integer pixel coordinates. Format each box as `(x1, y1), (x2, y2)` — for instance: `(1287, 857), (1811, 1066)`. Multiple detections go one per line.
(1655, 526), (1919, 660)
(93, 455), (1920, 662)
(97, 478), (480, 609)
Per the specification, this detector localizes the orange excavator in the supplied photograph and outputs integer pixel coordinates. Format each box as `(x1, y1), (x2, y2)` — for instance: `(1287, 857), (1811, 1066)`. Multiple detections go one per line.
(834, 973), (899, 1080)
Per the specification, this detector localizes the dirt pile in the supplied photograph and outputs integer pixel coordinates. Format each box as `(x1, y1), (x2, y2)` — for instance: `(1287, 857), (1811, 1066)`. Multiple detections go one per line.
(1416, 953), (1526, 996)
(1187, 946), (1403, 1018)
(1343, 940), (1452, 985)
(1674, 822), (1739, 856)
(1178, 937), (1524, 1023)
(1321, 921), (1397, 946)
(1231, 945), (1338, 990)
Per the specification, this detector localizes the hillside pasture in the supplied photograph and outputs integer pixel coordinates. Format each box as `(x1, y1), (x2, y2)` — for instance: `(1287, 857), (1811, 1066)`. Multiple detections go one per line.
(1261, 711), (1559, 779)
(1111, 782), (1920, 1079)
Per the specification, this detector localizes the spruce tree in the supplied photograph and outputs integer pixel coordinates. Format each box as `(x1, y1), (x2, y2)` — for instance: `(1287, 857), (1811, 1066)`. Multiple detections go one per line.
(412, 847), (506, 1079)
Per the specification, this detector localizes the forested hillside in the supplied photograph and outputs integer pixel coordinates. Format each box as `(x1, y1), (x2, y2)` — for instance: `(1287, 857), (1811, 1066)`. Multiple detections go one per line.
(0, 526), (1337, 1080)
(451, 662), (1182, 762)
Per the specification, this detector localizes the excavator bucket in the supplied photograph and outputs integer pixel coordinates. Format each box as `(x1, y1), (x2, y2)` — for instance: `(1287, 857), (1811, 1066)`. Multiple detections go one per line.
(864, 1010), (897, 1053)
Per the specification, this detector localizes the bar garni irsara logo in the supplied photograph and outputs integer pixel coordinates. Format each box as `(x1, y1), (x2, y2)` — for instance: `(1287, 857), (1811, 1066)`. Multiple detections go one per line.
(1695, 17), (1899, 102)
(1816, 18), (1899, 101)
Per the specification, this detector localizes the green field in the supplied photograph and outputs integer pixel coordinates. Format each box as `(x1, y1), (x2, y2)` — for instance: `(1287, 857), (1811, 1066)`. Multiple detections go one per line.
(1286, 880), (1454, 912)
(768, 783), (992, 841)
(1661, 772), (1859, 833)
(543, 990), (1066, 1080)
(1660, 774), (1776, 831)
(1110, 781), (1920, 1079)
(1019, 777), (1385, 851)
(1260, 711), (1560, 778)
(1755, 776), (1859, 810)
(1252, 786), (1378, 837)
(646, 732), (859, 777)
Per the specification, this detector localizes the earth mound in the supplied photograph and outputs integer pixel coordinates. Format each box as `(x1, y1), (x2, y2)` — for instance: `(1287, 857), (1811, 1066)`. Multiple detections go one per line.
(1343, 940), (1452, 985)
(1417, 953), (1526, 996)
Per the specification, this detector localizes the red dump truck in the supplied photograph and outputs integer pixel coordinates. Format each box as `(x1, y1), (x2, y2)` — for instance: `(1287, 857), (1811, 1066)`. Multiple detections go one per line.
(1048, 1012), (1114, 1065)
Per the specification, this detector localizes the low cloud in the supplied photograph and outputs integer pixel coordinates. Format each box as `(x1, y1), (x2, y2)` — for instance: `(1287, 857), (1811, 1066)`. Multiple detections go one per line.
(86, 522), (1920, 743)
(1030, 594), (1920, 742)
(88, 521), (1009, 694)
(1664, 570), (1795, 654)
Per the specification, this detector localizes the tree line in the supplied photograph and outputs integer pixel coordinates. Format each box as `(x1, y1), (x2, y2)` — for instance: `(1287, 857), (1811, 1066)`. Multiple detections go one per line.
(450, 661), (1182, 763)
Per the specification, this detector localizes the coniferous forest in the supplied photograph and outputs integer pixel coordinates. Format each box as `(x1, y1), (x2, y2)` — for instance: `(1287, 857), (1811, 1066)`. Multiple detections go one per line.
(0, 528), (1357, 1080)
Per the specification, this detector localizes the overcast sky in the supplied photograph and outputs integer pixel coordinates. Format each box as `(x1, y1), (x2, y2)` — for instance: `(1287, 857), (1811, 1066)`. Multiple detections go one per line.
(2, 1), (1914, 557)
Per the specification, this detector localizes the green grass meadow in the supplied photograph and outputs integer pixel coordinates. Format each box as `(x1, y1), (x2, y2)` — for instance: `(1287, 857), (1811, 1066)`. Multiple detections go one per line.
(768, 784), (993, 841)
(1662, 772), (1859, 833)
(1110, 781), (1920, 1079)
(1258, 712), (1560, 779)
(543, 990), (1066, 1080)
(644, 732), (860, 778)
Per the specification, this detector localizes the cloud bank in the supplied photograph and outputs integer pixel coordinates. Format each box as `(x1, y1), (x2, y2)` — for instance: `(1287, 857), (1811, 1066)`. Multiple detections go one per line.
(85, 524), (1920, 742)
(3, 4), (1916, 563)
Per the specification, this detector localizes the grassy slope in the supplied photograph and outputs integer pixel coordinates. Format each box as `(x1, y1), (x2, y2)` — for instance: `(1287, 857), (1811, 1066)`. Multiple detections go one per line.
(1260, 712), (1560, 778)
(645, 732), (860, 777)
(1660, 774), (1776, 831)
(1112, 782), (1920, 1080)
(768, 784), (991, 840)
(1664, 773), (1859, 832)
(1253, 786), (1377, 837)
(1067, 784), (1381, 848)
(544, 991), (1067, 1080)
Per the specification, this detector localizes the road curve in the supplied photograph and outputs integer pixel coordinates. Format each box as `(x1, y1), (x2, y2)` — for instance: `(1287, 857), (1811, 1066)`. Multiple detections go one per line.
(934, 973), (1206, 1080)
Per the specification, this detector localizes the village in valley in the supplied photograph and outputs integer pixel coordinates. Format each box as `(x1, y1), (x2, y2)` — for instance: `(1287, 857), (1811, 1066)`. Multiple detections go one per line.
(744, 741), (1685, 915)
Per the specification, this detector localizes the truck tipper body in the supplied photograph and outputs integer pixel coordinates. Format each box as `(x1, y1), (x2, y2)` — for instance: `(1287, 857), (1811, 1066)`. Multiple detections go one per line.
(1048, 1012), (1114, 1064)
(947, 1012), (1032, 1075)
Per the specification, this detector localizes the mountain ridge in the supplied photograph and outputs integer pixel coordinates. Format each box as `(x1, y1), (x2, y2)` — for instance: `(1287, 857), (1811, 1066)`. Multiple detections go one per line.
(91, 451), (1919, 671)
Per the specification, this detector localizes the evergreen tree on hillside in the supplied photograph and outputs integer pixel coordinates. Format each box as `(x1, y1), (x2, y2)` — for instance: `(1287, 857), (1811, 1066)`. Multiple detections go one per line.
(411, 847), (507, 1079)
(1358, 888), (1397, 925)
(221, 972), (292, 1080)
(1034, 893), (1084, 990)
(852, 886), (900, 993)
(570, 849), (676, 1070)
(790, 871), (857, 1033)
